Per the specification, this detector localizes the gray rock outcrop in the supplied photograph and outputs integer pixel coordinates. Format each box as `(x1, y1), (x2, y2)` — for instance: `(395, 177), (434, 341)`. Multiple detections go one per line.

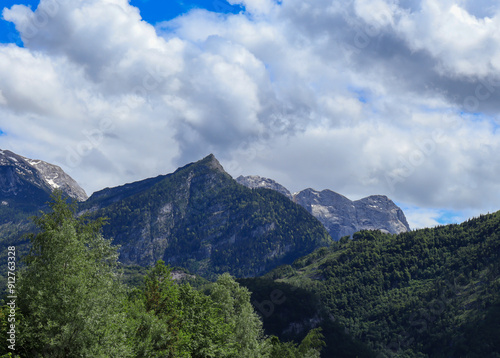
(0, 149), (88, 204)
(236, 175), (293, 199)
(294, 188), (410, 240)
(237, 175), (410, 240)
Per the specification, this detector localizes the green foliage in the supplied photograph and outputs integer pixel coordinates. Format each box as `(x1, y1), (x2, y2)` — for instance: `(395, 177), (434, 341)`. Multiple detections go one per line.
(119, 264), (149, 287)
(1, 194), (323, 357)
(8, 191), (132, 357)
(297, 328), (325, 357)
(128, 260), (326, 358)
(238, 278), (375, 357)
(126, 260), (186, 358)
(126, 296), (176, 358)
(176, 283), (236, 357)
(0, 208), (35, 296)
(267, 328), (325, 358)
(209, 273), (269, 357)
(256, 212), (500, 357)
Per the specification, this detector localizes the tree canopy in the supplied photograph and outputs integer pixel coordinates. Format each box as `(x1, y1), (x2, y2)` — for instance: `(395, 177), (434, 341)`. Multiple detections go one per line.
(0, 192), (325, 358)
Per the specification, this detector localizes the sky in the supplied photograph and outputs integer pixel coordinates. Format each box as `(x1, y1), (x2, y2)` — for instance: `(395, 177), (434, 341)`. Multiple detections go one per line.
(0, 0), (500, 229)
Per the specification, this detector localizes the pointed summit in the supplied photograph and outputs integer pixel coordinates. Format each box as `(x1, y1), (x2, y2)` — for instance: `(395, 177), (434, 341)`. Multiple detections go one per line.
(173, 154), (226, 176)
(82, 154), (331, 276)
(200, 153), (225, 172)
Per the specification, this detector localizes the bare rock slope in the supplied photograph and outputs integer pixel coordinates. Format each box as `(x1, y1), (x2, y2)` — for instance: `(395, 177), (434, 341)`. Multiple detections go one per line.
(0, 149), (87, 210)
(237, 175), (410, 240)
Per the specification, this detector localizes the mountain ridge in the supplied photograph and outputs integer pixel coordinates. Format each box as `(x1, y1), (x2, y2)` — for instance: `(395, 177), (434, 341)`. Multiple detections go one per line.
(0, 149), (87, 205)
(79, 154), (333, 278)
(1, 149), (407, 279)
(236, 175), (293, 200)
(236, 175), (410, 239)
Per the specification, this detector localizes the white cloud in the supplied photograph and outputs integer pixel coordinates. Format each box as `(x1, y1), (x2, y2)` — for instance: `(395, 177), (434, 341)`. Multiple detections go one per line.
(401, 207), (449, 229)
(1, 0), (500, 227)
(354, 0), (397, 28)
(395, 0), (500, 77)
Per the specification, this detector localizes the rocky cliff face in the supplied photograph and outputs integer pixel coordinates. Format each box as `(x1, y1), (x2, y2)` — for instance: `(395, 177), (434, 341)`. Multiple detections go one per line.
(23, 157), (88, 202)
(237, 175), (410, 240)
(82, 155), (332, 278)
(294, 189), (410, 240)
(0, 149), (87, 210)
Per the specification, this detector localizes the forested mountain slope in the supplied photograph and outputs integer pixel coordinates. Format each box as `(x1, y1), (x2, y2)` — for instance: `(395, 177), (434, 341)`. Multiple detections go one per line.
(81, 154), (332, 279)
(240, 211), (500, 357)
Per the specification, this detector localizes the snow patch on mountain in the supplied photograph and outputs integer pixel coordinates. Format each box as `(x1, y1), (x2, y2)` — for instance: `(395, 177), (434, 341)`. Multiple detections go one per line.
(0, 149), (88, 201)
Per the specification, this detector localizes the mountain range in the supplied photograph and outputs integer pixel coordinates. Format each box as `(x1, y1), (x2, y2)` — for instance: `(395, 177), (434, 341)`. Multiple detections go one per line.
(1, 149), (499, 357)
(1, 149), (408, 278)
(79, 154), (332, 278)
(236, 175), (410, 240)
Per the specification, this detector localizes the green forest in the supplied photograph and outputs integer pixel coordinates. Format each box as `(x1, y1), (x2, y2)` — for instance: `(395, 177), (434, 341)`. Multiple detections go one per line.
(1, 192), (500, 357)
(240, 215), (500, 357)
(0, 193), (324, 358)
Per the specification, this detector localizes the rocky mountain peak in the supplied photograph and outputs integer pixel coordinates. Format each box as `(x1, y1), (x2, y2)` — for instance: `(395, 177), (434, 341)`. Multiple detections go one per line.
(24, 158), (88, 202)
(0, 149), (88, 203)
(294, 189), (410, 238)
(81, 156), (331, 276)
(236, 175), (293, 200)
(196, 153), (225, 173)
(236, 174), (410, 240)
(88, 154), (229, 210)
(295, 188), (352, 207)
(352, 195), (410, 234)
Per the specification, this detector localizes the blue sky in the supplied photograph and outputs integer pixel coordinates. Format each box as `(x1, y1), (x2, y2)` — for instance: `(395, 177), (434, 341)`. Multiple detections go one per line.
(0, 0), (243, 44)
(1, 0), (500, 229)
(0, 0), (243, 45)
(129, 0), (243, 22)
(0, 0), (30, 44)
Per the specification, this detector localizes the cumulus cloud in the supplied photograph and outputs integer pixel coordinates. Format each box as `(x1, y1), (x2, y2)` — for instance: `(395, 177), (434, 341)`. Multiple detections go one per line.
(1, 0), (500, 226)
(394, 1), (500, 78)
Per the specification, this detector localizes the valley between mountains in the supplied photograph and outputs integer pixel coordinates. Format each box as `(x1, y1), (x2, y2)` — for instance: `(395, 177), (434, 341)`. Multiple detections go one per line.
(1, 149), (499, 357)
